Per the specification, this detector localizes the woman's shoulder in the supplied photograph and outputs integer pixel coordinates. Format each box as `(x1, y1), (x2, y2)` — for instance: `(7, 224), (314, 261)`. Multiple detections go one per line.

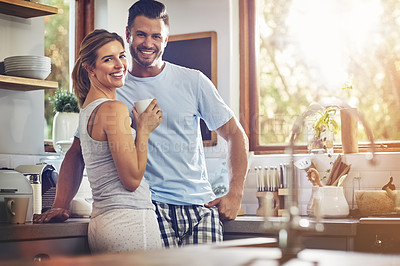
(100, 100), (129, 113)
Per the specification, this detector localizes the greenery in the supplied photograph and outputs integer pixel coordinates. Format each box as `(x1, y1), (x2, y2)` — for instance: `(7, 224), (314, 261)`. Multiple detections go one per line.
(50, 89), (79, 113)
(257, 0), (400, 146)
(313, 108), (339, 139)
(43, 0), (70, 139)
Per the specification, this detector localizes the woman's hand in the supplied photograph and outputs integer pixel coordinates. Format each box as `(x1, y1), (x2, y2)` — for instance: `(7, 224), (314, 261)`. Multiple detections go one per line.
(132, 99), (163, 135)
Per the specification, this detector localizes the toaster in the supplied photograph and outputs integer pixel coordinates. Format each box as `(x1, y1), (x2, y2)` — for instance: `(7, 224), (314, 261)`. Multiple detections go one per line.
(0, 169), (33, 223)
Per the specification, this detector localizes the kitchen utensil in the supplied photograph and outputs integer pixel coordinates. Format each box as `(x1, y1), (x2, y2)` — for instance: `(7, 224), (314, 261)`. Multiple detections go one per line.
(326, 155), (342, 185)
(307, 168), (323, 187)
(294, 157), (312, 170)
(337, 174), (348, 187)
(332, 164), (351, 186)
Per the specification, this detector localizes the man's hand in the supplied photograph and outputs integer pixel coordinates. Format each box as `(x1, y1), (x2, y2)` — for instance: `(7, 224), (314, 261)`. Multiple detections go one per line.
(205, 191), (243, 221)
(33, 208), (70, 223)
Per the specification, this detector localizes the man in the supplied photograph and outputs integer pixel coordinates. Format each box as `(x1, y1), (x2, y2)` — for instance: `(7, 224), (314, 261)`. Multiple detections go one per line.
(34, 0), (248, 248)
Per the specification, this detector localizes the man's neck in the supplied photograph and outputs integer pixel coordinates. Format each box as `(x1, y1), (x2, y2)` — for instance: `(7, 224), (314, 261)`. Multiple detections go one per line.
(129, 61), (166, 78)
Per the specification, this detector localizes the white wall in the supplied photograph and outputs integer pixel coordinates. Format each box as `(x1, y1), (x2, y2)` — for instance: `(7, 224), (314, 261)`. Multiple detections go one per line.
(0, 14), (45, 155)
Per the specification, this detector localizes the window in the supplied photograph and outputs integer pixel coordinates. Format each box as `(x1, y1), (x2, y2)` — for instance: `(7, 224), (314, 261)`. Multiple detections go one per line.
(240, 0), (400, 154)
(43, 0), (93, 152)
(44, 0), (71, 141)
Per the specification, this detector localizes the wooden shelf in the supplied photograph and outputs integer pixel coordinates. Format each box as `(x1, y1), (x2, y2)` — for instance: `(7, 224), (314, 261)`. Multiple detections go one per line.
(0, 0), (58, 18)
(0, 74), (58, 91)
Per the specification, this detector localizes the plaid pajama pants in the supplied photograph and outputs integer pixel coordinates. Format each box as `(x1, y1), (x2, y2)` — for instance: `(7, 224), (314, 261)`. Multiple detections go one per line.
(153, 200), (223, 248)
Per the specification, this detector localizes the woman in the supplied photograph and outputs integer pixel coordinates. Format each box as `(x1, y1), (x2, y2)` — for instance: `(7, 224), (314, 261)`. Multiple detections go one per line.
(72, 29), (163, 253)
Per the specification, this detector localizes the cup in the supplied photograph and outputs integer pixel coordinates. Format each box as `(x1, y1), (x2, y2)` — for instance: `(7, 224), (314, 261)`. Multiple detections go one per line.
(134, 99), (153, 114)
(5, 197), (30, 224)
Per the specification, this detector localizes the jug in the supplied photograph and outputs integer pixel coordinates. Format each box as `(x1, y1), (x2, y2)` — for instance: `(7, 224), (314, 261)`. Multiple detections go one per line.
(319, 186), (349, 218)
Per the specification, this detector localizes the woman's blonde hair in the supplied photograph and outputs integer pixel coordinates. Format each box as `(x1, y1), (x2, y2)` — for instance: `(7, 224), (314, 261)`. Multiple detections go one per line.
(72, 29), (125, 107)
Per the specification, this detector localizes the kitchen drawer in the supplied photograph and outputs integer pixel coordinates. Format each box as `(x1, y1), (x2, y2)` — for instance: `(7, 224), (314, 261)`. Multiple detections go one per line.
(0, 237), (90, 260)
(355, 224), (400, 254)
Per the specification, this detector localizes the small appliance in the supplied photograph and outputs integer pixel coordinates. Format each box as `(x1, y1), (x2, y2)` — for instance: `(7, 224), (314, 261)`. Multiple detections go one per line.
(14, 163), (58, 213)
(0, 169), (33, 223)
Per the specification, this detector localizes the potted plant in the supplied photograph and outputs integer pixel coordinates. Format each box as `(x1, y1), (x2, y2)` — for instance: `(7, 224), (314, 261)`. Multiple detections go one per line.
(50, 89), (79, 154)
(308, 107), (339, 154)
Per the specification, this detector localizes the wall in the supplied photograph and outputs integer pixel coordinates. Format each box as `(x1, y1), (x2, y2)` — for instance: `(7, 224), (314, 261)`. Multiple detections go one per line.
(0, 13), (45, 155)
(242, 152), (400, 216)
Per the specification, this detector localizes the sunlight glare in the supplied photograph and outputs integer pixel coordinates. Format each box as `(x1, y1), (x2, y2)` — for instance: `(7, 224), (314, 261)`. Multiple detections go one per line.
(287, 0), (382, 91)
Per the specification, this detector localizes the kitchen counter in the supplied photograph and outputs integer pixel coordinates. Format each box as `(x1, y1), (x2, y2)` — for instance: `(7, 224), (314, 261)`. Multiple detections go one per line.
(3, 243), (400, 266)
(0, 216), (359, 242)
(1, 216), (399, 261)
(0, 218), (89, 242)
(224, 215), (359, 237)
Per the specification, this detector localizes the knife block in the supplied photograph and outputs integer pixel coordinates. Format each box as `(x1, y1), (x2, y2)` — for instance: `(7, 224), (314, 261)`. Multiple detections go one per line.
(256, 191), (280, 217)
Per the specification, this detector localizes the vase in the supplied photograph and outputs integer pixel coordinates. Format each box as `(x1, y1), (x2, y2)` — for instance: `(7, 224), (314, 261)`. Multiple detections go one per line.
(52, 112), (79, 154)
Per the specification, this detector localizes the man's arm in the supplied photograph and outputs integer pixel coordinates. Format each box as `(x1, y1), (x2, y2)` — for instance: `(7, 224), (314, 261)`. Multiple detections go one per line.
(33, 136), (85, 223)
(205, 116), (249, 221)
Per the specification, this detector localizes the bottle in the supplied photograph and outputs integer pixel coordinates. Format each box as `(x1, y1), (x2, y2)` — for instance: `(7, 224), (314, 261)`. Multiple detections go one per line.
(30, 174), (42, 215)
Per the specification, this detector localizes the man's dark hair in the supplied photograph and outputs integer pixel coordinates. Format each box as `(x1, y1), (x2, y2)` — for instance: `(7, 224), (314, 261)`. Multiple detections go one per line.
(127, 0), (170, 30)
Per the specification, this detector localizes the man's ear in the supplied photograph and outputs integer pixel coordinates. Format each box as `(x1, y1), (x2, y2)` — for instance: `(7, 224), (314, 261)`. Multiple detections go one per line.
(126, 26), (132, 43)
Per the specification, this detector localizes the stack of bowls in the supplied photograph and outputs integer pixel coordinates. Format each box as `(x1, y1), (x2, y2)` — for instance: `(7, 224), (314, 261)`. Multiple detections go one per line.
(4, 55), (51, 80)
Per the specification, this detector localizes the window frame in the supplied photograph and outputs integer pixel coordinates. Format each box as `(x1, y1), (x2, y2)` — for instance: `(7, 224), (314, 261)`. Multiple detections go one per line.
(239, 0), (400, 154)
(45, 0), (94, 153)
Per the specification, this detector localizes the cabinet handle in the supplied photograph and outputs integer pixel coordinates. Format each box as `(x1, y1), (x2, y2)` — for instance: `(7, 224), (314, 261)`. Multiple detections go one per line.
(374, 234), (383, 248)
(33, 253), (50, 262)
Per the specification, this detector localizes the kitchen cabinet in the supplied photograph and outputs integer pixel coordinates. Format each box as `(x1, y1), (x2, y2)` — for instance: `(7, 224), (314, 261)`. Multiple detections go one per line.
(355, 218), (400, 254)
(0, 219), (90, 260)
(223, 216), (358, 251)
(0, 237), (90, 260)
(0, 0), (58, 18)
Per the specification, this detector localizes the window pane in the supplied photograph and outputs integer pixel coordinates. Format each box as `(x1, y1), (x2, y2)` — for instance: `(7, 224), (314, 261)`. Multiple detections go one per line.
(257, 0), (400, 146)
(44, 0), (70, 140)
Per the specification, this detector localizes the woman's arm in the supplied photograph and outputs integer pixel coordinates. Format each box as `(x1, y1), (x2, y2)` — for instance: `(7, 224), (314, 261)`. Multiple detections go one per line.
(103, 99), (162, 191)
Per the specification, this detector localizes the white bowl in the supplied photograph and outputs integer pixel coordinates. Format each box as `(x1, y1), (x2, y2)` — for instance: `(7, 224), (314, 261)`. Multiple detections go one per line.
(5, 66), (51, 71)
(4, 55), (51, 63)
(5, 63), (51, 68)
(6, 69), (51, 80)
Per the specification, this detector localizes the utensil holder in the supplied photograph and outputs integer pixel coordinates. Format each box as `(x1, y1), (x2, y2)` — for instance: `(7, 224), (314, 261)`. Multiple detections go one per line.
(319, 186), (349, 218)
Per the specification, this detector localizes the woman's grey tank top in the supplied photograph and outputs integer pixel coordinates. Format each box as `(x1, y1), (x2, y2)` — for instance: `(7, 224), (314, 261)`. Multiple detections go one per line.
(79, 98), (154, 218)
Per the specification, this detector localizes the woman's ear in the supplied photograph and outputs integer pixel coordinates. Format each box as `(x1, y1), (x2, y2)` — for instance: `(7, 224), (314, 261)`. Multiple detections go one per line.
(84, 65), (95, 77)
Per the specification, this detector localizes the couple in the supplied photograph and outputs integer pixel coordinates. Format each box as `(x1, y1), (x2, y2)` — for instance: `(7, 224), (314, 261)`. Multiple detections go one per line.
(34, 0), (248, 254)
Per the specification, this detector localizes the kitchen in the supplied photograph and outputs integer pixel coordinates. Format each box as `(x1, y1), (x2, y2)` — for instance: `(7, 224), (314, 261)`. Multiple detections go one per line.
(2, 0), (400, 265)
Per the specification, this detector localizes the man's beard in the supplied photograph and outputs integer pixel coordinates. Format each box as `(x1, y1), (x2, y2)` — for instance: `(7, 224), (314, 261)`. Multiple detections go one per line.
(130, 46), (162, 68)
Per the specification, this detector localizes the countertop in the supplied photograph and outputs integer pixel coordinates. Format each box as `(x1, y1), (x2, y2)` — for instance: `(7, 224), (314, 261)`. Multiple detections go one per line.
(223, 215), (359, 237)
(0, 218), (89, 242)
(3, 243), (400, 266)
(0, 215), (361, 242)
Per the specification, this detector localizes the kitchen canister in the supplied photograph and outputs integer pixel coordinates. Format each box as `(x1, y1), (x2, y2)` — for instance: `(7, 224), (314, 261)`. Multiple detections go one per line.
(319, 186), (349, 218)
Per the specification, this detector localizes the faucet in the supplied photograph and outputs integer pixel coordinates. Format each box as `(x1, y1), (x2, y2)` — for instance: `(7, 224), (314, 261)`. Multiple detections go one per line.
(263, 98), (376, 264)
